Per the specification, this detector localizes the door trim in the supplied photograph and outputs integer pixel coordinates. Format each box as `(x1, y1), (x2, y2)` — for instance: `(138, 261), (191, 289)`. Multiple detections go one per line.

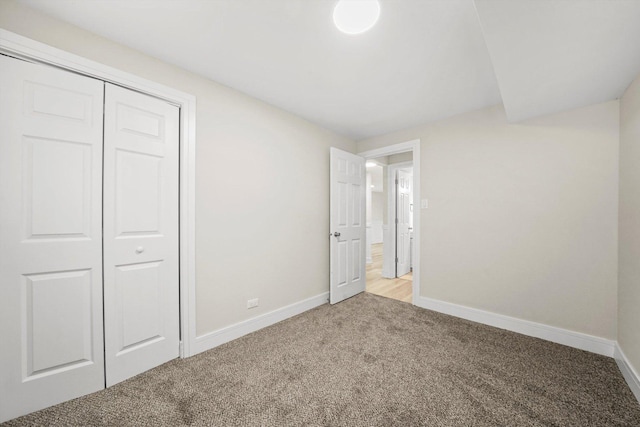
(358, 140), (421, 305)
(0, 29), (197, 358)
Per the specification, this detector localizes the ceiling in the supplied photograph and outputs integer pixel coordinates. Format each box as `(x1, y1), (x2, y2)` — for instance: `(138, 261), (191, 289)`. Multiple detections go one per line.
(475, 0), (640, 122)
(17, 0), (640, 139)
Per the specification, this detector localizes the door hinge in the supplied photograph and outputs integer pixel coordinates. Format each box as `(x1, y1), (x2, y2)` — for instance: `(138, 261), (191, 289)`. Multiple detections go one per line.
(395, 218), (399, 224)
(395, 257), (399, 263)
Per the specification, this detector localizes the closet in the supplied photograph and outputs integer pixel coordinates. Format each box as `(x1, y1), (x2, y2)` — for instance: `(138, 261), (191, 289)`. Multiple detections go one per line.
(0, 54), (180, 422)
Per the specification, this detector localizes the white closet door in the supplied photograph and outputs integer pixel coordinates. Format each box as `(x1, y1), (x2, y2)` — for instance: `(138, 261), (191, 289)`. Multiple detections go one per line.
(0, 55), (105, 423)
(103, 83), (180, 386)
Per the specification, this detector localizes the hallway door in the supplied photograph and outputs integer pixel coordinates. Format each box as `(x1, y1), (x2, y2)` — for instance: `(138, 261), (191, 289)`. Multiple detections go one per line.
(329, 148), (366, 304)
(396, 169), (412, 277)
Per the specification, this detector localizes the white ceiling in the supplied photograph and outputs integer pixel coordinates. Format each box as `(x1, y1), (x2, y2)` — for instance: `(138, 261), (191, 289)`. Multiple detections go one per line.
(17, 0), (640, 139)
(475, 0), (640, 122)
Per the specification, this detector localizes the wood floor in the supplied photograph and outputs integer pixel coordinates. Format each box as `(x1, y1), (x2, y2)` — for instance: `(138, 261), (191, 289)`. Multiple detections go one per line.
(366, 243), (412, 303)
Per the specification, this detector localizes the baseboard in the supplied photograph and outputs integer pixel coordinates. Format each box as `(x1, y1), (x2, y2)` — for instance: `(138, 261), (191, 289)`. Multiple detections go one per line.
(414, 296), (615, 357)
(192, 292), (329, 356)
(366, 256), (372, 264)
(614, 343), (640, 403)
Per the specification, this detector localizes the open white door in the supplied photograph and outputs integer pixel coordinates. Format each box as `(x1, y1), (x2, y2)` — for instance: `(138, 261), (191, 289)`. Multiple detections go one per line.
(103, 84), (180, 386)
(330, 148), (366, 304)
(0, 55), (105, 422)
(396, 169), (412, 277)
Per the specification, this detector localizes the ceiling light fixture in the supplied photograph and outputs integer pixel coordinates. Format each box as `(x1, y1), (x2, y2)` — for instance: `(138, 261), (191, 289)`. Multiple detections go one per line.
(333, 0), (380, 35)
(365, 161), (377, 167)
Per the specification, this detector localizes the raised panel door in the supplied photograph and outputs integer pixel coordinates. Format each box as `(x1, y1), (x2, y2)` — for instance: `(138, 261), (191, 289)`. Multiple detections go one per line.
(0, 55), (105, 423)
(103, 83), (180, 386)
(330, 148), (366, 304)
(396, 170), (412, 277)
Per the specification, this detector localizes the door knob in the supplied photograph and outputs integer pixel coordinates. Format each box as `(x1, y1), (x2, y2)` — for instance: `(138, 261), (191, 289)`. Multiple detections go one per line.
(135, 246), (145, 254)
(333, 232), (341, 237)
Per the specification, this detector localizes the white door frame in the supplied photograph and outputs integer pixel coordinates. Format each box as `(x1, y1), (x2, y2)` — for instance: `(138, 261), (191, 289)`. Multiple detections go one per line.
(358, 140), (421, 304)
(0, 29), (198, 357)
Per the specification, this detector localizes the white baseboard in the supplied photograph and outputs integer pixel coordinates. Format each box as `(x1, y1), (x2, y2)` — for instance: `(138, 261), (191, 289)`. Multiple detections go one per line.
(192, 292), (329, 356)
(414, 296), (615, 357)
(192, 292), (638, 403)
(366, 256), (372, 264)
(615, 343), (640, 403)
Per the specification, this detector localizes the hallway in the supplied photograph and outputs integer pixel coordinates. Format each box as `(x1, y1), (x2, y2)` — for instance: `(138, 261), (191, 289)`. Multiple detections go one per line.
(366, 243), (412, 303)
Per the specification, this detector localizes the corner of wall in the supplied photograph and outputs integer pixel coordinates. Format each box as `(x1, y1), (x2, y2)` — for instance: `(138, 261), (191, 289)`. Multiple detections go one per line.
(617, 70), (640, 404)
(615, 343), (640, 404)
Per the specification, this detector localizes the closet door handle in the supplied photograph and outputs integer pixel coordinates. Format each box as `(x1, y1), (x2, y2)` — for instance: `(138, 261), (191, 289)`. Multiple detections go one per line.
(135, 246), (145, 254)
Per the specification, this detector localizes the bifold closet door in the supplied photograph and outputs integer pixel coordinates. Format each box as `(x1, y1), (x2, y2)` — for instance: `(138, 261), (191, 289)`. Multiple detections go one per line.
(103, 83), (180, 386)
(0, 55), (105, 422)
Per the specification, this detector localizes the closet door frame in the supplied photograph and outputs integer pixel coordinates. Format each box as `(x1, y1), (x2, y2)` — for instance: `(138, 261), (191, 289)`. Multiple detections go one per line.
(0, 28), (198, 358)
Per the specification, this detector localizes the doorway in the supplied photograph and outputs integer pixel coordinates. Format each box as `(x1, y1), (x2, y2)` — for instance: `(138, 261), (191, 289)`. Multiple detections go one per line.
(364, 152), (414, 303)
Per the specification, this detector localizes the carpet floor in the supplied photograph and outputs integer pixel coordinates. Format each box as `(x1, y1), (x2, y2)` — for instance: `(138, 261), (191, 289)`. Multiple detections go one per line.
(5, 293), (640, 426)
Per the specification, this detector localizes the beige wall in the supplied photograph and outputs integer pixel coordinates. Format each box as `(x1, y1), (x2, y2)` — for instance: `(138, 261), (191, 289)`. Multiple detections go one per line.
(358, 102), (620, 339)
(0, 0), (355, 336)
(619, 73), (640, 373)
(372, 193), (384, 223)
(388, 151), (413, 164)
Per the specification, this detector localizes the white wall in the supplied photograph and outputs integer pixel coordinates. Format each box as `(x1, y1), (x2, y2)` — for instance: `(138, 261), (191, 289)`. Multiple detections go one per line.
(372, 193), (385, 223)
(365, 172), (373, 262)
(371, 192), (384, 244)
(0, 0), (356, 337)
(366, 172), (373, 224)
(358, 102), (619, 340)
(619, 72), (640, 374)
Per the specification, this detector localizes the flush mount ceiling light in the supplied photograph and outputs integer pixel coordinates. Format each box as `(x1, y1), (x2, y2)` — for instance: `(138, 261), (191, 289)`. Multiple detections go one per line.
(333, 0), (380, 35)
(365, 161), (377, 167)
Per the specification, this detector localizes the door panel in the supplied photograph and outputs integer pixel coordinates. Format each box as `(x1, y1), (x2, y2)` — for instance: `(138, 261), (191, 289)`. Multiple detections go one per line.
(396, 170), (412, 277)
(116, 261), (163, 352)
(24, 269), (94, 377)
(351, 239), (362, 281)
(0, 55), (105, 423)
(115, 150), (162, 235)
(330, 148), (365, 304)
(25, 137), (92, 239)
(26, 81), (94, 122)
(103, 83), (179, 386)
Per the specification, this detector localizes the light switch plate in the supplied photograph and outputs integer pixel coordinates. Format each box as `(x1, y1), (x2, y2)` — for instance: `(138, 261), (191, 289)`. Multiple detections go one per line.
(421, 199), (428, 209)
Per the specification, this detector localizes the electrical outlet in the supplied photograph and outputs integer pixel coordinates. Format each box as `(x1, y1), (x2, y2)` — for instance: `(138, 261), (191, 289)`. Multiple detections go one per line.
(247, 298), (259, 309)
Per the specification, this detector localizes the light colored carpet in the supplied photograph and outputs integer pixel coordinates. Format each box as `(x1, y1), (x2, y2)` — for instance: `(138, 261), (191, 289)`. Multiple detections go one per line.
(5, 293), (640, 426)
